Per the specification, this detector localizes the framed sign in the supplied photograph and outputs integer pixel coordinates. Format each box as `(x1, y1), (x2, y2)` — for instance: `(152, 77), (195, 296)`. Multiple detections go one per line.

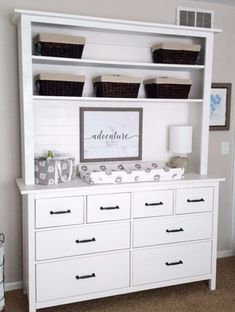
(209, 83), (232, 131)
(80, 107), (143, 162)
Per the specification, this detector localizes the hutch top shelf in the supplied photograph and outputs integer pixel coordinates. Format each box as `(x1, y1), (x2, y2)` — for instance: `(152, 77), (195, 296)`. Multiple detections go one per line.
(14, 9), (221, 185)
(13, 9), (221, 35)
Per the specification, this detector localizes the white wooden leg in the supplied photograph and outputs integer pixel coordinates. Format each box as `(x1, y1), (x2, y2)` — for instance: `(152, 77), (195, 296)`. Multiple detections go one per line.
(28, 297), (36, 312)
(209, 278), (216, 291)
(23, 194), (36, 312)
(28, 303), (36, 312)
(25, 291), (36, 312)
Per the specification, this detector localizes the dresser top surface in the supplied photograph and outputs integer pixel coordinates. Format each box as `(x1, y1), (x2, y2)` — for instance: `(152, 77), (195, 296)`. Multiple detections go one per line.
(16, 173), (224, 195)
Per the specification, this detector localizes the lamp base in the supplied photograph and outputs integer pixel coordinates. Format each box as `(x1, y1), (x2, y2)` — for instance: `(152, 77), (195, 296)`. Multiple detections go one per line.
(168, 156), (189, 173)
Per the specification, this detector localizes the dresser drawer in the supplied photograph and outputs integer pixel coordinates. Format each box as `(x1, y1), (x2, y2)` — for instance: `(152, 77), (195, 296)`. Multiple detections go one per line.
(87, 193), (130, 223)
(133, 190), (173, 218)
(133, 241), (211, 286)
(36, 222), (130, 260)
(176, 187), (213, 214)
(36, 252), (130, 302)
(133, 213), (212, 247)
(36, 197), (84, 228)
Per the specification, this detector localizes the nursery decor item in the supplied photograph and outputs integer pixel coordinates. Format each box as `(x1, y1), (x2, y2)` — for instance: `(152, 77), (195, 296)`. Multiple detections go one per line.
(35, 73), (85, 96)
(144, 77), (192, 99)
(34, 33), (86, 58)
(209, 83), (231, 131)
(152, 42), (201, 64)
(34, 151), (76, 185)
(93, 75), (141, 98)
(0, 234), (5, 312)
(168, 125), (192, 172)
(80, 107), (143, 162)
(79, 161), (184, 184)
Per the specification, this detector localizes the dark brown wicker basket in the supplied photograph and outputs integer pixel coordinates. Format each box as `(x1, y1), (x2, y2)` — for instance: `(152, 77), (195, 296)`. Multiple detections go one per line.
(144, 83), (191, 99)
(152, 49), (199, 65)
(36, 79), (85, 96)
(35, 42), (85, 59)
(94, 81), (140, 98)
(34, 33), (85, 59)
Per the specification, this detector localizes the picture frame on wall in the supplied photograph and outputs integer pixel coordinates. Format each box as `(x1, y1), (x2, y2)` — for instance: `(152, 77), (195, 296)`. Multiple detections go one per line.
(80, 107), (143, 162)
(209, 83), (232, 131)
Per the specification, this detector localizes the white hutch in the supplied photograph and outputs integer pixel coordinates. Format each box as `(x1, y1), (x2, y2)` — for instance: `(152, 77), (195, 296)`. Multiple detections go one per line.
(13, 9), (223, 312)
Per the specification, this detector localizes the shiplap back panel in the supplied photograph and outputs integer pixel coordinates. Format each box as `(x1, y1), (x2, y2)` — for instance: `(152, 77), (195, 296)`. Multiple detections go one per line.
(34, 101), (79, 158)
(34, 101), (189, 163)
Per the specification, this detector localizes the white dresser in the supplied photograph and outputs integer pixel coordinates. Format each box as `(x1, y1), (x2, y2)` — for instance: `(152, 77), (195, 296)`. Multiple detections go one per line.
(17, 174), (222, 312)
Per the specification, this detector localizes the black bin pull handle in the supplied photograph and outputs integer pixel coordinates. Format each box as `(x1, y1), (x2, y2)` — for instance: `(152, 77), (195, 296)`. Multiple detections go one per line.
(100, 205), (119, 210)
(166, 228), (184, 233)
(165, 260), (183, 266)
(50, 209), (71, 215)
(76, 238), (96, 244)
(187, 198), (204, 203)
(145, 202), (163, 207)
(76, 273), (96, 280)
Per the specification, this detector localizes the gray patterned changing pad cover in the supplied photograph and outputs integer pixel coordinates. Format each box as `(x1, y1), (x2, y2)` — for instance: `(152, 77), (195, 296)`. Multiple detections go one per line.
(79, 161), (184, 184)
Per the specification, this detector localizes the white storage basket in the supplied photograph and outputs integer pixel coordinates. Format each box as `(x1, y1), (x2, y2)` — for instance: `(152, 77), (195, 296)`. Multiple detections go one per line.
(0, 234), (5, 311)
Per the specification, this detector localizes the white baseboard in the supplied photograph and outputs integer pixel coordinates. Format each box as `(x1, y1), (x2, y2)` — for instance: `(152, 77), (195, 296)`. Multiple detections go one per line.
(217, 249), (235, 258)
(5, 281), (23, 292)
(3, 251), (235, 292)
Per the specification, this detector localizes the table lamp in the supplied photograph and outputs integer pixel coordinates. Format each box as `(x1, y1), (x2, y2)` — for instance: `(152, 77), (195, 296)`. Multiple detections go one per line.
(168, 125), (192, 172)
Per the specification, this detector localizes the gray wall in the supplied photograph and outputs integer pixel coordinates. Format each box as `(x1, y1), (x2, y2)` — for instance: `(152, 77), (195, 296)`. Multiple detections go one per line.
(0, 0), (234, 284)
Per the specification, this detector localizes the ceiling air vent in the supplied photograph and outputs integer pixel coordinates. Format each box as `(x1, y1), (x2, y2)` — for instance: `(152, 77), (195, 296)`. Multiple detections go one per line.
(176, 7), (214, 28)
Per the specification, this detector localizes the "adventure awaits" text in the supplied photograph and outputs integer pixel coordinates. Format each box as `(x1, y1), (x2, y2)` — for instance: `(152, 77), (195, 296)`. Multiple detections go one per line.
(85, 130), (138, 141)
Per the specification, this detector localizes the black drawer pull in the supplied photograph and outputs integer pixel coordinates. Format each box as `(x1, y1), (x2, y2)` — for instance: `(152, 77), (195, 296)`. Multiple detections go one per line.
(76, 238), (96, 244)
(187, 198), (204, 203)
(76, 273), (96, 280)
(50, 209), (71, 215)
(165, 260), (183, 266)
(145, 202), (163, 206)
(166, 228), (184, 233)
(100, 206), (119, 210)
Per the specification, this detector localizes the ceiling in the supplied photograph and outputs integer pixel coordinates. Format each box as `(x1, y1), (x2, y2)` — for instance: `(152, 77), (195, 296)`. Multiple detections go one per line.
(191, 0), (235, 6)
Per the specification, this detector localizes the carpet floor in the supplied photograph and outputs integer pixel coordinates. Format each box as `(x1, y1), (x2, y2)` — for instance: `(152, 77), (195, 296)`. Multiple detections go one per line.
(4, 256), (235, 312)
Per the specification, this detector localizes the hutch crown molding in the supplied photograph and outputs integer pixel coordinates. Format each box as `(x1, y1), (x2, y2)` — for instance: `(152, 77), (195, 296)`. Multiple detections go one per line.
(14, 9), (223, 312)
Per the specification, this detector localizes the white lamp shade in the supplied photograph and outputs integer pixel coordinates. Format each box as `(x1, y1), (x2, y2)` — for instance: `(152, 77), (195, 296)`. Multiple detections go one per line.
(169, 126), (192, 154)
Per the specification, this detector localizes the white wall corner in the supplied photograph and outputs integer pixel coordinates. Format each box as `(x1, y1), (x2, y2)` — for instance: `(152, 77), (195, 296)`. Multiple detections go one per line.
(5, 281), (23, 292)
(217, 249), (235, 258)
